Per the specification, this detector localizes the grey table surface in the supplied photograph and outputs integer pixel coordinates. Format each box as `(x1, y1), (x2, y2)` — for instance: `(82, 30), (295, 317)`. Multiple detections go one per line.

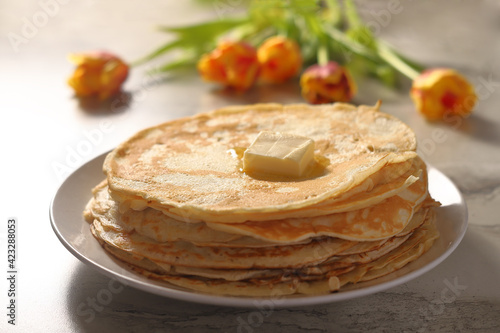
(1, 0), (499, 332)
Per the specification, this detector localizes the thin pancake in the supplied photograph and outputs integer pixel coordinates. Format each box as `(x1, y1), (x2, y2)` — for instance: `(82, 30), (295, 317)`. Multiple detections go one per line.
(100, 242), (355, 282)
(94, 216), (438, 297)
(147, 155), (422, 224)
(90, 219), (357, 269)
(339, 211), (439, 287)
(88, 208), (431, 282)
(104, 103), (417, 223)
(206, 172), (428, 242)
(84, 182), (242, 245)
(85, 181), (314, 248)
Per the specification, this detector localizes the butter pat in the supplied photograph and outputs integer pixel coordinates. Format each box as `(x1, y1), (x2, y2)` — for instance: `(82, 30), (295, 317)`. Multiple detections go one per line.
(243, 131), (315, 177)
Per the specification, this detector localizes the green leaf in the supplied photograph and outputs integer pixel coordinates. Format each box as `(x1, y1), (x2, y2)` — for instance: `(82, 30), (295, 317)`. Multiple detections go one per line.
(250, 0), (318, 14)
(322, 0), (342, 27)
(248, 2), (288, 35)
(154, 58), (197, 73)
(343, 0), (377, 51)
(346, 26), (376, 50)
(288, 0), (322, 15)
(133, 18), (250, 68)
(159, 18), (249, 43)
(131, 39), (186, 66)
(344, 0), (363, 28)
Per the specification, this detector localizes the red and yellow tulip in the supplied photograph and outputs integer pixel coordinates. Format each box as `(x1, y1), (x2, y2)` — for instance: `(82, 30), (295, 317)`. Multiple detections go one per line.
(300, 61), (357, 104)
(197, 41), (260, 91)
(257, 36), (302, 83)
(410, 68), (477, 121)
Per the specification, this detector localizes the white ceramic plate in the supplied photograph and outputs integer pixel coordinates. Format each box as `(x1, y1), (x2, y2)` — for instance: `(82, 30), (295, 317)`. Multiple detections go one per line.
(50, 152), (468, 308)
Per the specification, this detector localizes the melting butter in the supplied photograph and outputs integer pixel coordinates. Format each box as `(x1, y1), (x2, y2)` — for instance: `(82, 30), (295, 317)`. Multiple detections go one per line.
(242, 131), (315, 177)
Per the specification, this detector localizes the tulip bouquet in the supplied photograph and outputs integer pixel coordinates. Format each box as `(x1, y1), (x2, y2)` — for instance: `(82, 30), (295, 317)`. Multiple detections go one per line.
(67, 0), (477, 121)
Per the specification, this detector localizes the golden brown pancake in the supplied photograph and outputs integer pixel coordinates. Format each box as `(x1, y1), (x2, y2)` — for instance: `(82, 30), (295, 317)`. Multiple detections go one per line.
(88, 213), (438, 297)
(84, 102), (440, 297)
(103, 103), (417, 223)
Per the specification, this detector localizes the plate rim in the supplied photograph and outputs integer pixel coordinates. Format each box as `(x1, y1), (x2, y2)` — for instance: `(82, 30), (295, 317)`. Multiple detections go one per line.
(49, 152), (468, 308)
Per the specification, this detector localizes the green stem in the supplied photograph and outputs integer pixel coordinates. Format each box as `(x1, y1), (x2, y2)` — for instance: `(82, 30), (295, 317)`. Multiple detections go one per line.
(325, 26), (380, 63)
(377, 42), (420, 80)
(318, 44), (329, 66)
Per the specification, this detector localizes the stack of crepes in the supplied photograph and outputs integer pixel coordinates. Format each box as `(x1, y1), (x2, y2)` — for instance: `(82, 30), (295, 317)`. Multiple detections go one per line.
(84, 103), (440, 297)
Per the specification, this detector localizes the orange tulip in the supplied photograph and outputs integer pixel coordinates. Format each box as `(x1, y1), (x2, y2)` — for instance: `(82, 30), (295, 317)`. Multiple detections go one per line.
(67, 51), (129, 100)
(257, 36), (302, 83)
(300, 62), (357, 104)
(410, 68), (477, 121)
(197, 41), (259, 91)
